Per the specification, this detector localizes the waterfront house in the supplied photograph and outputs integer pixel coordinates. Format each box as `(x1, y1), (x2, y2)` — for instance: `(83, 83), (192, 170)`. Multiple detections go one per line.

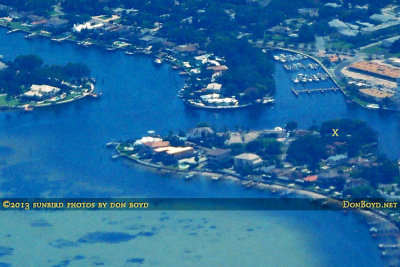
(173, 44), (198, 57)
(27, 14), (45, 24)
(31, 19), (48, 28)
(259, 165), (276, 174)
(154, 146), (195, 160)
(73, 21), (104, 32)
(142, 141), (170, 155)
(205, 83), (222, 93)
(327, 154), (348, 166)
(138, 35), (158, 45)
(345, 178), (370, 190)
(205, 148), (231, 166)
(303, 175), (318, 184)
(206, 65), (228, 73)
(234, 153), (263, 170)
(44, 18), (69, 30)
(23, 84), (60, 99)
(187, 127), (214, 139)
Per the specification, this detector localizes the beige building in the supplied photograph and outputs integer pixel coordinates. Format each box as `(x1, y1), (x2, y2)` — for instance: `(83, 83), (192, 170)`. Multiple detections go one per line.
(23, 84), (60, 99)
(154, 146), (195, 160)
(234, 153), (263, 170)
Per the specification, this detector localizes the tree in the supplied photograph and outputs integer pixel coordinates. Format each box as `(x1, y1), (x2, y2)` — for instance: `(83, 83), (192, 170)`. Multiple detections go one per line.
(14, 55), (43, 71)
(390, 39), (400, 53)
(287, 135), (326, 170)
(298, 24), (315, 43)
(64, 63), (90, 79)
(285, 121), (298, 131)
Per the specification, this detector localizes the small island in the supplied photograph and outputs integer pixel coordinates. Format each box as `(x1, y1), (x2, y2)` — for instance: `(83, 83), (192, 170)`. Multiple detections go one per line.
(0, 54), (96, 111)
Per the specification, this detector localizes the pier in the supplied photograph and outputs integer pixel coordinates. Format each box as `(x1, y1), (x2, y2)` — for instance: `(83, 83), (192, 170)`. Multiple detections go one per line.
(292, 87), (340, 96)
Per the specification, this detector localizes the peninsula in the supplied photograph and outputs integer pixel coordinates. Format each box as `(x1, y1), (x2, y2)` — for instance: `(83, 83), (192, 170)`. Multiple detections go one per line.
(113, 119), (399, 203)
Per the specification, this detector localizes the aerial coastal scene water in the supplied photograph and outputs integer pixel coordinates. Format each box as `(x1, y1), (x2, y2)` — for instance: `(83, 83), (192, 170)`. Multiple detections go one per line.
(1, 1), (400, 266)
(0, 27), (397, 266)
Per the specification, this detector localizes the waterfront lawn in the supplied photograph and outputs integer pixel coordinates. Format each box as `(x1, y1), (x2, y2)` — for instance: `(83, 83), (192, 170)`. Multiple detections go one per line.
(0, 95), (19, 107)
(63, 91), (82, 101)
(353, 96), (372, 108)
(7, 21), (30, 32)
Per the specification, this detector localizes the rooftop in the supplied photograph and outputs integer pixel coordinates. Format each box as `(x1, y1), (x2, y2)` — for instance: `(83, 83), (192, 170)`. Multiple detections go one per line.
(30, 84), (60, 93)
(349, 61), (400, 80)
(154, 146), (194, 155)
(359, 88), (394, 99)
(143, 141), (170, 148)
(235, 153), (261, 161)
(303, 175), (318, 182)
(206, 148), (231, 156)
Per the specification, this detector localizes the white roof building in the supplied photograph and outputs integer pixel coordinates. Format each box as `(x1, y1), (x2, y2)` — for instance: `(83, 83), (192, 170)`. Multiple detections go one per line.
(73, 21), (104, 32)
(23, 84), (60, 99)
(206, 83), (222, 91)
(200, 93), (220, 101)
(134, 136), (163, 146)
(328, 19), (359, 36)
(234, 153), (263, 169)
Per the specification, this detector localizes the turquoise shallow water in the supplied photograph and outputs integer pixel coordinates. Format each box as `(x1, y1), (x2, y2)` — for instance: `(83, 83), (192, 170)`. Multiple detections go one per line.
(0, 210), (383, 267)
(0, 27), (390, 266)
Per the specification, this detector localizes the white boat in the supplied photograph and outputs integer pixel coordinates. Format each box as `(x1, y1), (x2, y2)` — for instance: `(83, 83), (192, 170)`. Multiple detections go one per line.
(185, 173), (194, 180)
(24, 33), (37, 39)
(7, 29), (19, 34)
(211, 175), (220, 181)
(262, 97), (275, 104)
(154, 58), (162, 64)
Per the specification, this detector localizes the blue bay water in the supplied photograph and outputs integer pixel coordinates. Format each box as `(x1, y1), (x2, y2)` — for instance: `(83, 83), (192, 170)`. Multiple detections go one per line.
(0, 28), (393, 266)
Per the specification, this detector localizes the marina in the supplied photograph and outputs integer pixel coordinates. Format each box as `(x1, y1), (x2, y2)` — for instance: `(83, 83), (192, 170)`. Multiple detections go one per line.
(274, 51), (342, 97)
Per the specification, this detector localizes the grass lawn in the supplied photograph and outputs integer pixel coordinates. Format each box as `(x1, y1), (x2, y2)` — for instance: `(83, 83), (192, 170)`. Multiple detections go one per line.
(352, 96), (371, 107)
(360, 45), (388, 55)
(8, 21), (30, 31)
(0, 95), (20, 107)
(328, 41), (354, 50)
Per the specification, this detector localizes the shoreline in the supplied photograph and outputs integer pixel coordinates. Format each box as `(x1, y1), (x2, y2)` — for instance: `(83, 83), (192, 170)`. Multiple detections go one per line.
(116, 147), (400, 263)
(0, 24), (274, 111)
(2, 25), (398, 113)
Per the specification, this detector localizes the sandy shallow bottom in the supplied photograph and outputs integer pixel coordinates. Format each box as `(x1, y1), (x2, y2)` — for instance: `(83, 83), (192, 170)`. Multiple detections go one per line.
(0, 210), (382, 267)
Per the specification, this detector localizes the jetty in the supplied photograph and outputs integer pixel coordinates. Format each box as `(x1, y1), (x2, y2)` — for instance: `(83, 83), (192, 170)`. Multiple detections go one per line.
(292, 87), (340, 96)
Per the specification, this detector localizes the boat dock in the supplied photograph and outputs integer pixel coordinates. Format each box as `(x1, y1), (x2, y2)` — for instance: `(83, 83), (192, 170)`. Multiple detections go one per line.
(292, 87), (340, 96)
